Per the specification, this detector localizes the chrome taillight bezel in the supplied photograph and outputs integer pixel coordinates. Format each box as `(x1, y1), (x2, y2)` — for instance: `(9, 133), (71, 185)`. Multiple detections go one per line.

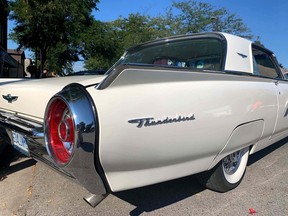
(44, 83), (109, 195)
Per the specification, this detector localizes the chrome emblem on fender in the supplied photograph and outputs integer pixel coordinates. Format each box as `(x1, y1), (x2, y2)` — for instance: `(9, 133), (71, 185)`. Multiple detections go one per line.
(128, 114), (195, 128)
(2, 94), (18, 103)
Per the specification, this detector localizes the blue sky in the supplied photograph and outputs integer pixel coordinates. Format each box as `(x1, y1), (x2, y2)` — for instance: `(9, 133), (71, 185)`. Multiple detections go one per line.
(8, 0), (288, 69)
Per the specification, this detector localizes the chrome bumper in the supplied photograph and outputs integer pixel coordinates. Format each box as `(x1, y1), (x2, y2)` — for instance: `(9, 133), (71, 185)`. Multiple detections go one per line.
(0, 107), (108, 195)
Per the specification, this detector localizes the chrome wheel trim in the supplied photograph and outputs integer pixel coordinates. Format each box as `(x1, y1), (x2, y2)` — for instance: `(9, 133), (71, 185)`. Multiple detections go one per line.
(222, 147), (249, 184)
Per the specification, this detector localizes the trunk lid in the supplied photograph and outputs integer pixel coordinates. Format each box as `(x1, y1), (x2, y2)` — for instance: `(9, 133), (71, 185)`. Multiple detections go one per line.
(0, 75), (106, 120)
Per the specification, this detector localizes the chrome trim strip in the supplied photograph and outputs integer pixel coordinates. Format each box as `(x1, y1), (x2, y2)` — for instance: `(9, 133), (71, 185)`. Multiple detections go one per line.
(0, 110), (43, 138)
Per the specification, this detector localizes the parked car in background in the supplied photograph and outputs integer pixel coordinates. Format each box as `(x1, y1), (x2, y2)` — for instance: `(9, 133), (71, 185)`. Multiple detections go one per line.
(0, 32), (287, 207)
(70, 70), (107, 76)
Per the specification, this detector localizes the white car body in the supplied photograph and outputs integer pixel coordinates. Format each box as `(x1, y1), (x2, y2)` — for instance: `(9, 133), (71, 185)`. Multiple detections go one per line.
(0, 32), (286, 206)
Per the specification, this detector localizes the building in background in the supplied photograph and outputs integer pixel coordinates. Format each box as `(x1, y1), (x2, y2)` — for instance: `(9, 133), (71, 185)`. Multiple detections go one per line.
(7, 49), (25, 77)
(0, 0), (20, 77)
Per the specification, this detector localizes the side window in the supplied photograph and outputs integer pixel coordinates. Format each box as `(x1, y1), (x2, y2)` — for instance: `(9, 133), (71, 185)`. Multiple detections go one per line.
(252, 47), (279, 79)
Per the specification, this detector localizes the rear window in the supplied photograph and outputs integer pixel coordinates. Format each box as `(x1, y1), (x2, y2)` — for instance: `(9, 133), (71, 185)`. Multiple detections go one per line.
(119, 38), (223, 71)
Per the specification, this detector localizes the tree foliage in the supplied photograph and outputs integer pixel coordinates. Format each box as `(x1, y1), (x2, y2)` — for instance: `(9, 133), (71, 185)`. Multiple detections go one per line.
(83, 13), (167, 70)
(80, 21), (120, 70)
(164, 0), (251, 37)
(112, 14), (159, 51)
(83, 13), (164, 70)
(9, 0), (99, 75)
(9, 0), (252, 73)
(84, 0), (252, 70)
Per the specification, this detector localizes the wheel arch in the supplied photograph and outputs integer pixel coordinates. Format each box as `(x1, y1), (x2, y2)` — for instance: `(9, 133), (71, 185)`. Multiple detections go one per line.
(208, 120), (265, 170)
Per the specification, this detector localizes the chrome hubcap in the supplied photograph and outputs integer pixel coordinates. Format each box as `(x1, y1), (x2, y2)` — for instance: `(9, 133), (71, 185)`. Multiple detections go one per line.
(222, 150), (242, 174)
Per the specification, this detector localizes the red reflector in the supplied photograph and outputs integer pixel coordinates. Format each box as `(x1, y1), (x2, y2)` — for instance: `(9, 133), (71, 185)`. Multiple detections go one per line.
(46, 98), (75, 165)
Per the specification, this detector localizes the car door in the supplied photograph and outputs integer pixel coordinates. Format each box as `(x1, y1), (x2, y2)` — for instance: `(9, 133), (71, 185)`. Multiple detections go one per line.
(252, 45), (288, 138)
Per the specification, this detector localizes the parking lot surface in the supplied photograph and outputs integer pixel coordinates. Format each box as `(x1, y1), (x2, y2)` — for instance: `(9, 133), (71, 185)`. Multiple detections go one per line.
(0, 138), (287, 216)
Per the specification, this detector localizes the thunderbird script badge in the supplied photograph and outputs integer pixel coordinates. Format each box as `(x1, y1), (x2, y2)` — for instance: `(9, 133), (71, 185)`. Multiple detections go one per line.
(128, 114), (195, 128)
(2, 94), (18, 103)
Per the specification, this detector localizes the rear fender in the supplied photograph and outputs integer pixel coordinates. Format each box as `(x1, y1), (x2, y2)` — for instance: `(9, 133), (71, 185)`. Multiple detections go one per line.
(209, 120), (264, 169)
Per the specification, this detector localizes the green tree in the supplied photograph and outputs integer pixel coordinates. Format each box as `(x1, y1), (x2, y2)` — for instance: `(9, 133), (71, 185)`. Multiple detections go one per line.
(83, 0), (252, 70)
(165, 0), (251, 38)
(81, 21), (120, 70)
(9, 0), (99, 76)
(83, 13), (165, 70)
(112, 13), (159, 51)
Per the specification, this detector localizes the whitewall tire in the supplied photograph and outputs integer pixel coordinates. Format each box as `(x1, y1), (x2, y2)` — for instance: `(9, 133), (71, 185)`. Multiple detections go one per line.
(197, 146), (250, 192)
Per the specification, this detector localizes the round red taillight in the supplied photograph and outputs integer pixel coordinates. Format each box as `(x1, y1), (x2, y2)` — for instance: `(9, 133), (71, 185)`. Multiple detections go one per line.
(46, 98), (75, 165)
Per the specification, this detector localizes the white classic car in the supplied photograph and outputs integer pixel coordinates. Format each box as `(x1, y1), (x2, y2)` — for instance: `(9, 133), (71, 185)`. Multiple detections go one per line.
(0, 32), (286, 207)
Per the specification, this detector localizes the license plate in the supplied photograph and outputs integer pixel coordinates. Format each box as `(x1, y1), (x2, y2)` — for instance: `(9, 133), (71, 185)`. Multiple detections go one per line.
(11, 131), (29, 156)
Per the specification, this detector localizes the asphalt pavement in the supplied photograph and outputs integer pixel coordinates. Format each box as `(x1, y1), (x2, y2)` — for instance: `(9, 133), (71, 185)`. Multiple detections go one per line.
(0, 138), (287, 216)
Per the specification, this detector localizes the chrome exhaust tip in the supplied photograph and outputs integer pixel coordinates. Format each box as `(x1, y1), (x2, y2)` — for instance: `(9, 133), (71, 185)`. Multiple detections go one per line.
(83, 193), (108, 208)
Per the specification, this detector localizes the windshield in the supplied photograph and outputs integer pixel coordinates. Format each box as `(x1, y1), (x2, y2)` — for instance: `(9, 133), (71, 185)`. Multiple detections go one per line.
(107, 38), (223, 74)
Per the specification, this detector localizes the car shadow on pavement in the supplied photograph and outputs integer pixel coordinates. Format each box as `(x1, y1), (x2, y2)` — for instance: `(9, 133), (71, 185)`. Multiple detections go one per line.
(0, 145), (36, 181)
(114, 174), (204, 216)
(114, 137), (287, 216)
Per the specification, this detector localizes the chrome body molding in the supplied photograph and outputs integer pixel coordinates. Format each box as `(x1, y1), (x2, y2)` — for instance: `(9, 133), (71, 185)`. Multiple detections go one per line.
(0, 110), (43, 138)
(0, 110), (68, 177)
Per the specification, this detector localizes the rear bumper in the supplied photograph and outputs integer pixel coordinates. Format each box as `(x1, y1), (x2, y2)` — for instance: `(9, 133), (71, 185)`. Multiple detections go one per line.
(0, 108), (108, 195)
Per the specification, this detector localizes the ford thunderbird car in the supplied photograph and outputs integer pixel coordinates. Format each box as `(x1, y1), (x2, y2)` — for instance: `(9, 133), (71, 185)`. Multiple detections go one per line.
(0, 32), (286, 207)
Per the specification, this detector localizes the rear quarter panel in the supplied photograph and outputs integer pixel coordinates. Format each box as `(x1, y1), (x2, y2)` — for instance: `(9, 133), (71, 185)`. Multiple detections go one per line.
(87, 68), (278, 192)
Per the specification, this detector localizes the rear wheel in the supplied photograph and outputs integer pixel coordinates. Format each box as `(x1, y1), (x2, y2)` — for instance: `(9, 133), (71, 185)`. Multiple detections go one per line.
(197, 146), (250, 192)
